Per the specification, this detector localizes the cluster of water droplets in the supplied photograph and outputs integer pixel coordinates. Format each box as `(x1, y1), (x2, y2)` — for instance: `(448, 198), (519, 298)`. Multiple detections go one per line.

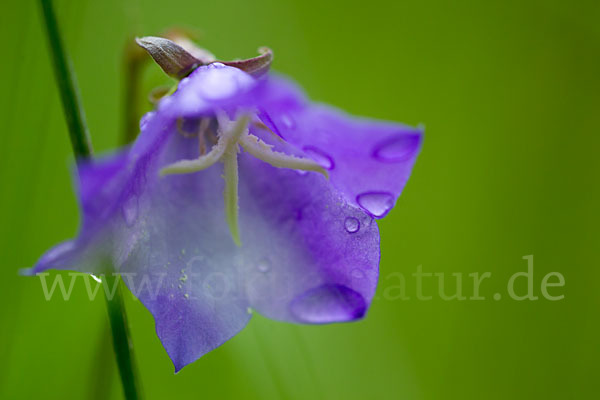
(274, 112), (420, 220)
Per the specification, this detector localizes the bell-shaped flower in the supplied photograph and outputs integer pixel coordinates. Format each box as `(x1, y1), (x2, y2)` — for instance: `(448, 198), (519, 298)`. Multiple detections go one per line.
(27, 41), (423, 371)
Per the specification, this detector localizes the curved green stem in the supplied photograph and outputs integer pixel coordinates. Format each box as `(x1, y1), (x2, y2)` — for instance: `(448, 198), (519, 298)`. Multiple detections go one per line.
(39, 1), (143, 398)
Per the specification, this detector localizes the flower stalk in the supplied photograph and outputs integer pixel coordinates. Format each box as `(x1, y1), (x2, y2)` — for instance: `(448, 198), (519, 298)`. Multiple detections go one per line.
(39, 0), (91, 159)
(103, 274), (142, 400)
(39, 0), (142, 398)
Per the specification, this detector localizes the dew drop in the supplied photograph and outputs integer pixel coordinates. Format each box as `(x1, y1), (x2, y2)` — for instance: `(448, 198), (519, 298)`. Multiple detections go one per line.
(290, 284), (366, 323)
(372, 133), (421, 163)
(302, 146), (335, 170)
(344, 217), (360, 233)
(122, 196), (139, 227)
(280, 114), (295, 129)
(356, 191), (395, 218)
(257, 258), (271, 273)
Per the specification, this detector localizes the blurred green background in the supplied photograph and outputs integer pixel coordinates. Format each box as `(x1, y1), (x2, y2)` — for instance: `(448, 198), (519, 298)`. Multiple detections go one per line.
(1, 0), (599, 399)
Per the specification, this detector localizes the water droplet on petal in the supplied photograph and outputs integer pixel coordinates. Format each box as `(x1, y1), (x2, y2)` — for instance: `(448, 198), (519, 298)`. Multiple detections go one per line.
(122, 196), (139, 227)
(344, 217), (360, 233)
(257, 258), (271, 273)
(290, 284), (366, 323)
(302, 146), (335, 170)
(372, 133), (421, 163)
(280, 114), (295, 129)
(356, 191), (395, 218)
(351, 268), (365, 279)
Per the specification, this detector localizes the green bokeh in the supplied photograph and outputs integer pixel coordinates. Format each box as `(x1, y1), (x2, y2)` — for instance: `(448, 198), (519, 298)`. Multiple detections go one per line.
(1, 0), (598, 399)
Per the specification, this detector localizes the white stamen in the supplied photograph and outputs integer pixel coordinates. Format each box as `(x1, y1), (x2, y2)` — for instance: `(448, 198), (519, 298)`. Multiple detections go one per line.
(160, 115), (250, 176)
(160, 138), (227, 175)
(159, 111), (327, 247)
(240, 134), (328, 178)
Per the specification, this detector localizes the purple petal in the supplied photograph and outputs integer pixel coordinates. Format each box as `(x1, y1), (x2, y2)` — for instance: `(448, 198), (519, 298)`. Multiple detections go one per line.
(158, 62), (260, 119)
(131, 63), (263, 161)
(258, 75), (423, 218)
(238, 155), (379, 323)
(110, 132), (253, 371)
(29, 129), (379, 368)
(26, 150), (131, 275)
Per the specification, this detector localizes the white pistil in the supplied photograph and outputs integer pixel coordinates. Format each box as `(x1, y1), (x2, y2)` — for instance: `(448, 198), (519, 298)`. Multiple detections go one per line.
(219, 113), (250, 246)
(240, 134), (328, 178)
(223, 143), (241, 246)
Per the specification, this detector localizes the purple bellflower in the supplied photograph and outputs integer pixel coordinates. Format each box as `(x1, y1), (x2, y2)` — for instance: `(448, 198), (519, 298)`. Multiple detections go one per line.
(27, 37), (423, 371)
